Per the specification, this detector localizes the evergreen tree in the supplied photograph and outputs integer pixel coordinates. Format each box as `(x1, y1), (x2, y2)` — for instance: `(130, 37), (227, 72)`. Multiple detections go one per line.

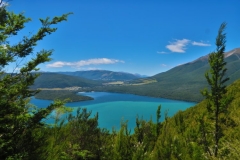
(0, 3), (71, 159)
(201, 22), (232, 157)
(156, 105), (161, 137)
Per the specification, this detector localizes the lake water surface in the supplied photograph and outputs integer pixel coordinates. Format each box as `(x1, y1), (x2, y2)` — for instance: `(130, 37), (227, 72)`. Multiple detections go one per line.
(31, 92), (196, 131)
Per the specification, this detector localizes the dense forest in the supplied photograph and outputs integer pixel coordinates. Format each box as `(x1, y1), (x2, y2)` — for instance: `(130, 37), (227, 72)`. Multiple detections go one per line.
(37, 78), (240, 160)
(1, 3), (240, 160)
(32, 72), (102, 89)
(35, 90), (93, 102)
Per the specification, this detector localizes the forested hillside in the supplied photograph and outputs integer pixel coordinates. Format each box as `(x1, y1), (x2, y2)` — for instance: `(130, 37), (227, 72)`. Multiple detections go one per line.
(32, 73), (102, 88)
(96, 48), (240, 102)
(26, 77), (240, 160)
(31, 49), (240, 102)
(35, 90), (93, 102)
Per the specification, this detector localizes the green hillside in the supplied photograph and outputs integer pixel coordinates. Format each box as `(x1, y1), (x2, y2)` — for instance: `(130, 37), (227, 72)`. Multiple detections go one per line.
(35, 90), (93, 102)
(2, 3), (240, 158)
(32, 72), (102, 89)
(33, 78), (240, 159)
(148, 78), (240, 159)
(152, 48), (240, 84)
(30, 49), (240, 102)
(97, 48), (240, 102)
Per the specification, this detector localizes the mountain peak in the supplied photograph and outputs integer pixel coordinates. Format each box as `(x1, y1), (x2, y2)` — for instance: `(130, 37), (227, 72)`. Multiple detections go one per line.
(189, 48), (240, 64)
(225, 48), (240, 58)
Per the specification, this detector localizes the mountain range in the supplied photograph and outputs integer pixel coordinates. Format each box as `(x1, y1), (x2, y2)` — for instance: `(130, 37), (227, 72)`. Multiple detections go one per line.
(148, 48), (240, 101)
(57, 70), (144, 81)
(94, 48), (240, 102)
(153, 48), (240, 82)
(31, 70), (143, 89)
(33, 48), (240, 102)
(32, 72), (102, 89)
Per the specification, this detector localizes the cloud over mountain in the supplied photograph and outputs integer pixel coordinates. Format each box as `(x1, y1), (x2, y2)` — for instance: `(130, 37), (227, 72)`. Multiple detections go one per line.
(46, 58), (124, 68)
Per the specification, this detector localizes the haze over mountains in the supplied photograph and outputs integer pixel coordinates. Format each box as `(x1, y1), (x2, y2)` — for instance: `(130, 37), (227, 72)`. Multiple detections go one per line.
(33, 48), (240, 102)
(57, 70), (144, 81)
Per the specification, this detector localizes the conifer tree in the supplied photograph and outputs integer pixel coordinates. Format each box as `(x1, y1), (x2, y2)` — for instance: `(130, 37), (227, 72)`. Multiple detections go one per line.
(156, 105), (161, 137)
(0, 3), (71, 159)
(201, 22), (232, 157)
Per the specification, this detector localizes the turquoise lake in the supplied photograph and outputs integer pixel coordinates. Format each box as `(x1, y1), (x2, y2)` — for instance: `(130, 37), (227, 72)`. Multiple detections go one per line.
(31, 92), (196, 131)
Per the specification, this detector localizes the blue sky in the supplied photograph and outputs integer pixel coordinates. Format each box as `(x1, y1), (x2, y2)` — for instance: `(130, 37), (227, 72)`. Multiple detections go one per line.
(6, 0), (240, 76)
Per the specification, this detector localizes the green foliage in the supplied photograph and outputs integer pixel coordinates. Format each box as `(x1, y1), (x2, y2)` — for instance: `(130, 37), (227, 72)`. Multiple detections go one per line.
(0, 4), (71, 159)
(35, 89), (93, 102)
(156, 105), (161, 136)
(2, 3), (240, 160)
(113, 121), (133, 160)
(201, 22), (233, 157)
(65, 108), (101, 159)
(32, 72), (102, 89)
(6, 77), (238, 160)
(42, 108), (103, 160)
(133, 118), (157, 160)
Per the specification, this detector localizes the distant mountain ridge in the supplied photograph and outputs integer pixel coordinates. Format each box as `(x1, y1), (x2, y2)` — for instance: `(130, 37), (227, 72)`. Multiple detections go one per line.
(32, 48), (240, 102)
(32, 72), (102, 89)
(148, 48), (240, 100)
(57, 70), (144, 81)
(100, 48), (240, 102)
(189, 48), (240, 64)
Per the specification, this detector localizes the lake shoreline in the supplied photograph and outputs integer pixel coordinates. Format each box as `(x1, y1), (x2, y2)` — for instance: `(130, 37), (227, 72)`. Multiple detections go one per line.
(31, 92), (196, 131)
(35, 90), (94, 102)
(35, 89), (198, 103)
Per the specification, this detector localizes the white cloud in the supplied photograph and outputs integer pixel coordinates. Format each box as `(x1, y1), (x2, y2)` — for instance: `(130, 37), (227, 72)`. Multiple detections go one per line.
(161, 64), (167, 67)
(46, 58), (124, 68)
(166, 39), (190, 53)
(164, 39), (211, 53)
(47, 61), (65, 68)
(192, 41), (211, 46)
(157, 51), (168, 54)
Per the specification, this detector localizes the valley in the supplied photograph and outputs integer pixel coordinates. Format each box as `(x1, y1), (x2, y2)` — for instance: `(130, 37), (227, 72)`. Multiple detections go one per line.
(2, 1), (240, 159)
(34, 48), (240, 102)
